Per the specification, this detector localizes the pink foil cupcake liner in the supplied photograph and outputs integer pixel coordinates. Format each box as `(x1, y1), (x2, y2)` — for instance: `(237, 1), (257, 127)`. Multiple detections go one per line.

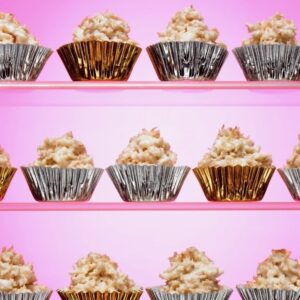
(21, 166), (103, 202)
(278, 168), (300, 200)
(233, 44), (300, 81)
(0, 291), (52, 300)
(106, 165), (190, 202)
(147, 41), (228, 81)
(0, 44), (52, 81)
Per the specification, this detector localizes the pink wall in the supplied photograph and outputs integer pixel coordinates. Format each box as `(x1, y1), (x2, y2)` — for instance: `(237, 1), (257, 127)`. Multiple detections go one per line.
(0, 1), (300, 300)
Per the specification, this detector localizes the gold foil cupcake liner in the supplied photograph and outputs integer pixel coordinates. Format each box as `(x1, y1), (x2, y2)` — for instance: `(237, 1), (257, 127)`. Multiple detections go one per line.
(278, 168), (300, 200)
(193, 166), (275, 201)
(57, 41), (142, 81)
(57, 289), (143, 300)
(0, 44), (52, 81)
(233, 44), (300, 81)
(147, 41), (228, 81)
(0, 290), (52, 300)
(106, 165), (190, 202)
(21, 166), (103, 202)
(0, 167), (17, 201)
(146, 286), (233, 300)
(237, 285), (300, 300)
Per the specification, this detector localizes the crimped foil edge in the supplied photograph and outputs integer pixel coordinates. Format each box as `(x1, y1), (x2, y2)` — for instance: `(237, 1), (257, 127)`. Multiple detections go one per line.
(146, 286), (233, 300)
(278, 168), (300, 200)
(0, 167), (17, 201)
(147, 41), (228, 81)
(106, 165), (190, 202)
(21, 166), (103, 202)
(57, 41), (142, 81)
(236, 285), (300, 300)
(0, 44), (52, 81)
(0, 290), (52, 300)
(193, 166), (275, 201)
(233, 44), (300, 81)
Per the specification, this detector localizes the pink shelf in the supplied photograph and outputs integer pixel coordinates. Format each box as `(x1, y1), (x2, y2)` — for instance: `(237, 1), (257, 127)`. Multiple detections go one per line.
(0, 202), (299, 211)
(1, 81), (300, 90)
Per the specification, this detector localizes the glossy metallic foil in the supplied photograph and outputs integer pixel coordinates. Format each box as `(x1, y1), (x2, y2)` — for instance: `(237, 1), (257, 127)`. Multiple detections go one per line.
(0, 167), (17, 201)
(107, 165), (190, 202)
(21, 167), (103, 202)
(147, 41), (228, 81)
(147, 287), (233, 300)
(0, 290), (52, 300)
(57, 289), (143, 300)
(233, 44), (300, 81)
(0, 44), (52, 81)
(237, 285), (300, 300)
(278, 168), (300, 200)
(57, 41), (142, 81)
(193, 166), (275, 201)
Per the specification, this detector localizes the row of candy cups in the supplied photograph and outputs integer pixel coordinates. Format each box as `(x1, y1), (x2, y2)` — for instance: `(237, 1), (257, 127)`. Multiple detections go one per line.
(1, 285), (300, 300)
(0, 165), (299, 202)
(1, 41), (300, 81)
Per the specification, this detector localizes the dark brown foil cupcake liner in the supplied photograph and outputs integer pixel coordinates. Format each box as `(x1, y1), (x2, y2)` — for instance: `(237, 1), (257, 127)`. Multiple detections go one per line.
(233, 44), (300, 81)
(57, 289), (143, 300)
(237, 285), (300, 300)
(147, 41), (228, 81)
(278, 168), (300, 200)
(21, 166), (103, 202)
(57, 41), (142, 81)
(0, 44), (52, 81)
(0, 290), (52, 300)
(0, 167), (17, 201)
(193, 166), (275, 201)
(106, 165), (190, 202)
(146, 286), (233, 300)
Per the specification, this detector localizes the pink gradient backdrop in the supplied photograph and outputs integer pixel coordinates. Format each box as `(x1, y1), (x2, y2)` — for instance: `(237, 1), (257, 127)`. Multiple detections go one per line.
(0, 1), (300, 300)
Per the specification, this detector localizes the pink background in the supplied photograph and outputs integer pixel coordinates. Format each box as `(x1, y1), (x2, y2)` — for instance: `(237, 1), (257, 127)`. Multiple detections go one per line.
(0, 1), (300, 300)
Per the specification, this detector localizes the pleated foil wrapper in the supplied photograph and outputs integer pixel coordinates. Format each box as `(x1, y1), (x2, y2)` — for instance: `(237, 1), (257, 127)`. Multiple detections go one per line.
(146, 41), (228, 81)
(146, 286), (233, 300)
(193, 166), (275, 201)
(233, 44), (300, 81)
(0, 290), (52, 300)
(57, 289), (143, 300)
(278, 168), (300, 200)
(0, 44), (52, 81)
(0, 167), (17, 201)
(106, 165), (190, 202)
(21, 166), (103, 202)
(57, 41), (142, 81)
(237, 285), (300, 300)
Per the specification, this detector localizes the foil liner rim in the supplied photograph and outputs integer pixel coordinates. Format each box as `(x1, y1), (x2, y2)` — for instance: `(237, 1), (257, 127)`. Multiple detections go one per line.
(147, 41), (227, 50)
(57, 289), (143, 296)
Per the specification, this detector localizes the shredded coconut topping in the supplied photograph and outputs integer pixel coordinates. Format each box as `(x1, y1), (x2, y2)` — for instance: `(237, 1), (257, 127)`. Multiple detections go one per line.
(0, 12), (38, 44)
(73, 12), (137, 45)
(32, 132), (94, 169)
(243, 13), (298, 45)
(286, 135), (300, 168)
(158, 6), (225, 47)
(198, 126), (272, 167)
(116, 128), (177, 166)
(160, 247), (224, 294)
(66, 252), (140, 293)
(0, 247), (47, 293)
(245, 249), (300, 290)
(0, 146), (11, 168)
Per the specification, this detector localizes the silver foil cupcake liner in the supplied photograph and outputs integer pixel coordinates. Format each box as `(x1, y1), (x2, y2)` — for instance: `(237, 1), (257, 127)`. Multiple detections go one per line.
(278, 168), (300, 200)
(237, 285), (300, 300)
(146, 286), (233, 300)
(21, 166), (103, 202)
(0, 44), (52, 81)
(57, 289), (143, 300)
(147, 41), (228, 81)
(106, 165), (190, 202)
(0, 290), (52, 300)
(233, 44), (300, 81)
